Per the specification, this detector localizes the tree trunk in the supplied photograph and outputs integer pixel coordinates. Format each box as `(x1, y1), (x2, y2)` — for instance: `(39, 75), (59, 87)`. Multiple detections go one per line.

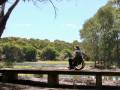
(0, 0), (7, 5)
(0, 0), (20, 38)
(116, 32), (120, 67)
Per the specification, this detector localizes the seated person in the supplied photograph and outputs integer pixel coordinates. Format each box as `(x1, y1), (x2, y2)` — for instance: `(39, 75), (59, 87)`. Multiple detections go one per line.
(68, 46), (84, 70)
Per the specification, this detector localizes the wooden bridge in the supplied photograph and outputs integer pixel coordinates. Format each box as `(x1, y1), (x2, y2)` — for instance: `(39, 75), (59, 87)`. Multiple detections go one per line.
(0, 69), (120, 89)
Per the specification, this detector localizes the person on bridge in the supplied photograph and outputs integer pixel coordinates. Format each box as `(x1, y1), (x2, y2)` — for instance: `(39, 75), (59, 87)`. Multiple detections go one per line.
(68, 45), (85, 70)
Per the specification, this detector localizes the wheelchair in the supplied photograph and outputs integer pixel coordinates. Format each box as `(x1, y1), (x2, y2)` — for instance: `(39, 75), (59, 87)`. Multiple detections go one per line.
(68, 58), (85, 70)
(74, 60), (85, 70)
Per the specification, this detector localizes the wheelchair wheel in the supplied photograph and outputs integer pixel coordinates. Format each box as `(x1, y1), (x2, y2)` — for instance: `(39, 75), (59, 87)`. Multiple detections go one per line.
(75, 60), (85, 70)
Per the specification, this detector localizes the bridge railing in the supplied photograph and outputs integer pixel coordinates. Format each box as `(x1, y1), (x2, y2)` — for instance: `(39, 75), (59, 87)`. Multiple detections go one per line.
(0, 69), (120, 89)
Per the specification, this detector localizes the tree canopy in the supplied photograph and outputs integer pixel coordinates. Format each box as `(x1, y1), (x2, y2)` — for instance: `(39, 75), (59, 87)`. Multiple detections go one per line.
(80, 2), (120, 69)
(0, 37), (82, 61)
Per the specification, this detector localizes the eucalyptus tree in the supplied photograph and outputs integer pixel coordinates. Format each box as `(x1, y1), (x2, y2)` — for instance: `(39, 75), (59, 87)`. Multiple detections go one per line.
(109, 0), (120, 6)
(95, 5), (115, 68)
(80, 17), (100, 67)
(80, 4), (116, 68)
(109, 0), (120, 67)
(112, 11), (120, 67)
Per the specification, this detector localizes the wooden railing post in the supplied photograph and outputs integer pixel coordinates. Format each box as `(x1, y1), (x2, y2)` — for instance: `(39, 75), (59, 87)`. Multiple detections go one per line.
(96, 74), (102, 87)
(2, 71), (18, 83)
(48, 73), (59, 87)
(1, 69), (120, 89)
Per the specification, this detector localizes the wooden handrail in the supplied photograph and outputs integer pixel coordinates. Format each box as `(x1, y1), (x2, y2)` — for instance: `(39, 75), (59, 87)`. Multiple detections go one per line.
(0, 69), (120, 75)
(0, 69), (120, 89)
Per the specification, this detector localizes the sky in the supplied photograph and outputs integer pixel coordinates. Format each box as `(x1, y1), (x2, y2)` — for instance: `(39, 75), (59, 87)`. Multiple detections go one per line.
(3, 0), (108, 42)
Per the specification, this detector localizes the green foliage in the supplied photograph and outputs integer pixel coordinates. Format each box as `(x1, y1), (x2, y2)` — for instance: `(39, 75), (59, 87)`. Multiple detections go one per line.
(41, 46), (59, 60)
(53, 40), (70, 52)
(0, 37), (81, 62)
(80, 3), (120, 69)
(3, 59), (14, 68)
(95, 5), (114, 29)
(109, 0), (120, 6)
(59, 49), (72, 60)
(3, 43), (24, 62)
(22, 45), (37, 61)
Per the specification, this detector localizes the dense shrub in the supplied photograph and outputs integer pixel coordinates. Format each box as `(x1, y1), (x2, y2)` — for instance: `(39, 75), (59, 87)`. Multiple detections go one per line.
(59, 49), (72, 60)
(22, 46), (37, 61)
(3, 44), (24, 62)
(41, 46), (59, 60)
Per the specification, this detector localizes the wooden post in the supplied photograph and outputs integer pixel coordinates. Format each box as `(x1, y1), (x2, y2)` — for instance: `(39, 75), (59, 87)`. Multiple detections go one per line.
(96, 74), (102, 87)
(48, 73), (59, 87)
(2, 71), (18, 83)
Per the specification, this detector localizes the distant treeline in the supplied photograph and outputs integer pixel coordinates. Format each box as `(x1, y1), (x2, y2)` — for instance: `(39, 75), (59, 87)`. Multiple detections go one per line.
(0, 37), (82, 62)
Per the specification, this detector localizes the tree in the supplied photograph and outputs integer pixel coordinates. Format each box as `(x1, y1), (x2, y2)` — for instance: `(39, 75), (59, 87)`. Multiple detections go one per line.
(0, 47), (3, 60)
(95, 5), (115, 68)
(0, 0), (7, 5)
(3, 43), (23, 62)
(80, 3), (119, 69)
(59, 49), (72, 60)
(109, 0), (120, 6)
(0, 37), (76, 61)
(0, 0), (20, 37)
(0, 0), (57, 38)
(22, 45), (37, 61)
(80, 17), (100, 67)
(41, 46), (58, 60)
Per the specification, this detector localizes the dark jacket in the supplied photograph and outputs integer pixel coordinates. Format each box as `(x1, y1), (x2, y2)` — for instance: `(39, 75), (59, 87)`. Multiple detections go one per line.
(73, 49), (83, 66)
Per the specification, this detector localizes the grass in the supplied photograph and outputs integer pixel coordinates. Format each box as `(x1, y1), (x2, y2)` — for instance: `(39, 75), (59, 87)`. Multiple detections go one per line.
(0, 60), (94, 69)
(85, 61), (94, 65)
(38, 60), (68, 65)
(14, 65), (34, 69)
(39, 60), (93, 65)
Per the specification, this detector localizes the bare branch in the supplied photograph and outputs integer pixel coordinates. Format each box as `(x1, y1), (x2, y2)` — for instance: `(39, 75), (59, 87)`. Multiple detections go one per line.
(48, 0), (57, 18)
(28, 0), (57, 18)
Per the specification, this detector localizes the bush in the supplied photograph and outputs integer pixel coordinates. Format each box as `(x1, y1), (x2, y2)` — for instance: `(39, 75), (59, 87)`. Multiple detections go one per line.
(41, 46), (59, 60)
(22, 46), (37, 61)
(4, 59), (14, 68)
(3, 44), (24, 62)
(59, 49), (72, 60)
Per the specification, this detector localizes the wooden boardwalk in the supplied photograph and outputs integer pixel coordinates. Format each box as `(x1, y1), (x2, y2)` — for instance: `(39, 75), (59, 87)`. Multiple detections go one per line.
(0, 69), (120, 89)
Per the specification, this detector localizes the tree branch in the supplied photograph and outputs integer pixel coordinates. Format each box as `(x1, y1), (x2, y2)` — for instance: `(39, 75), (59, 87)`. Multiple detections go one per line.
(48, 0), (57, 18)
(0, 0), (20, 37)
(0, 0), (7, 5)
(2, 0), (20, 26)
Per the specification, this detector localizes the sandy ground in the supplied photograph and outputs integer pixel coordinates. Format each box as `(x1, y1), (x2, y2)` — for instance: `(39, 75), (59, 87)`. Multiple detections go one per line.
(0, 76), (120, 90)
